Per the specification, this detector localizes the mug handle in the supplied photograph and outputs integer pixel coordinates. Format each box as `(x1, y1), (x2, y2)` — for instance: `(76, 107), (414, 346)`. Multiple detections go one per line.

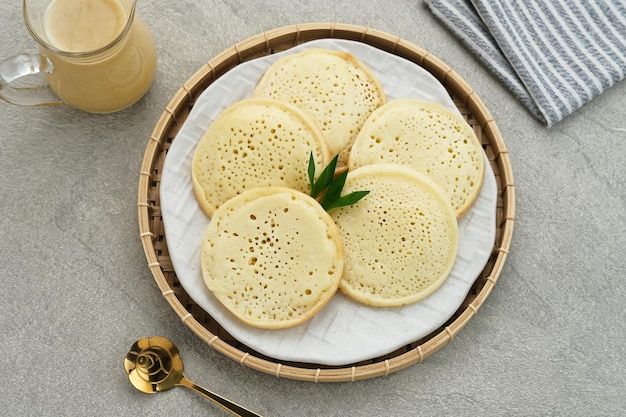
(0, 53), (63, 106)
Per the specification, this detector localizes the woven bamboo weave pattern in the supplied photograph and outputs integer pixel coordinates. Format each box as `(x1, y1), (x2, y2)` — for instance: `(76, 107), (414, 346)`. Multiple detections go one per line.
(137, 23), (515, 382)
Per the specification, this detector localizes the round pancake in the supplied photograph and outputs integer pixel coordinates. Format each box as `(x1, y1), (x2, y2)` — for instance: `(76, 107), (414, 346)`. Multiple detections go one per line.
(330, 164), (458, 307)
(253, 48), (386, 168)
(348, 99), (484, 217)
(201, 187), (344, 329)
(192, 98), (330, 217)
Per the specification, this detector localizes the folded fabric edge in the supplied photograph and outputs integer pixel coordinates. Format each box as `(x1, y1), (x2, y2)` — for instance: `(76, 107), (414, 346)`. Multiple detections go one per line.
(467, 0), (626, 128)
(423, 0), (548, 125)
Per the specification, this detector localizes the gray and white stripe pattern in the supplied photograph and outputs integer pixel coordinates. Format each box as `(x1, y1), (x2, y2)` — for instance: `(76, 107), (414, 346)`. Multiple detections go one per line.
(426, 0), (626, 127)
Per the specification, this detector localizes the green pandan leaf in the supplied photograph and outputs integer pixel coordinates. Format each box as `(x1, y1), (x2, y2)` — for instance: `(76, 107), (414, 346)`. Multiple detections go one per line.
(310, 153), (339, 199)
(308, 152), (369, 211)
(320, 169), (348, 208)
(307, 153), (316, 189)
(322, 190), (370, 211)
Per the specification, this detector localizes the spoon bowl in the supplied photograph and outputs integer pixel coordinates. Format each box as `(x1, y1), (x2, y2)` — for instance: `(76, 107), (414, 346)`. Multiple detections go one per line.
(125, 336), (262, 417)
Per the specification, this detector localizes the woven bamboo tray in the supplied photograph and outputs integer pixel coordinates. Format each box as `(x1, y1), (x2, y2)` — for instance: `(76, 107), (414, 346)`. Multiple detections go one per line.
(137, 23), (515, 383)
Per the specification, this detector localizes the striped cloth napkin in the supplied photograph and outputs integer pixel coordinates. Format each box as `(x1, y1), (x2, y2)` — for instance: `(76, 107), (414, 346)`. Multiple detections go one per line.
(426, 0), (626, 126)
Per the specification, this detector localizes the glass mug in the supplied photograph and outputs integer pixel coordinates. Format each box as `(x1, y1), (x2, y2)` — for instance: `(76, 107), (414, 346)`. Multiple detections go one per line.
(0, 0), (157, 113)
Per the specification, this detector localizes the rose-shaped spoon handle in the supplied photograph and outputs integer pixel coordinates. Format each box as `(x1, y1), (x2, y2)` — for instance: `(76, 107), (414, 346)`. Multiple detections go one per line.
(124, 336), (262, 417)
(177, 376), (261, 417)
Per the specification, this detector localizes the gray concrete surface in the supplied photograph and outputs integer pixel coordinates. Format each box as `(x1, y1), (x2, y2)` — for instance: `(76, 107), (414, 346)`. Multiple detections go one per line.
(1, 1), (625, 416)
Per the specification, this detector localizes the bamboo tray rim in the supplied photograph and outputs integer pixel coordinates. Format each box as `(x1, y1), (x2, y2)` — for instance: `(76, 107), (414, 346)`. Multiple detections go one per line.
(137, 22), (515, 383)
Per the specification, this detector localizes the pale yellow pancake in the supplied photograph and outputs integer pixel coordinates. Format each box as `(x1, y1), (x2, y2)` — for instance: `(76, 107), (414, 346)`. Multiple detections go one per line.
(349, 99), (484, 217)
(253, 48), (386, 168)
(330, 164), (458, 307)
(191, 98), (330, 217)
(201, 187), (344, 329)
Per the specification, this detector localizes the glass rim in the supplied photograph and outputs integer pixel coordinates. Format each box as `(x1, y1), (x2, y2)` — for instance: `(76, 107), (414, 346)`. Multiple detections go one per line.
(23, 0), (137, 58)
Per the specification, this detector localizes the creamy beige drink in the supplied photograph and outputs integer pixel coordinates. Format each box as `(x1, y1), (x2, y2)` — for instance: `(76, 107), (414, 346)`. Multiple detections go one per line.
(43, 0), (156, 113)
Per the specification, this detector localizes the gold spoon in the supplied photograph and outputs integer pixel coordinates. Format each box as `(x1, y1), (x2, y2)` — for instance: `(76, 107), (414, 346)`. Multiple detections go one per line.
(124, 336), (263, 417)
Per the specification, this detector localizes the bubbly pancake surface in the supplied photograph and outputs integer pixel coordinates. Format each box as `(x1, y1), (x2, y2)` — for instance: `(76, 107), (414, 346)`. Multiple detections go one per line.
(201, 187), (344, 329)
(349, 99), (484, 217)
(253, 48), (386, 168)
(330, 164), (458, 307)
(191, 98), (329, 217)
